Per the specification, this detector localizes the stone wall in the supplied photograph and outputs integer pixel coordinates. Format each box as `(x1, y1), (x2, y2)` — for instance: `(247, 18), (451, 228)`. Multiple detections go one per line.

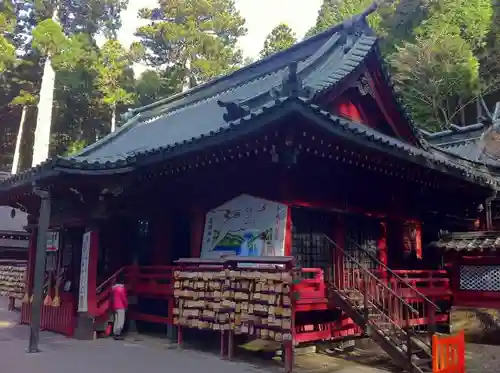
(451, 306), (500, 344)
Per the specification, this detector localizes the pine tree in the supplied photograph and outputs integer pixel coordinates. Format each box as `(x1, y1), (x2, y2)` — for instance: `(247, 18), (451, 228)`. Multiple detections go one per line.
(260, 23), (297, 59)
(94, 40), (135, 133)
(306, 0), (391, 38)
(135, 0), (247, 88)
(0, 1), (16, 72)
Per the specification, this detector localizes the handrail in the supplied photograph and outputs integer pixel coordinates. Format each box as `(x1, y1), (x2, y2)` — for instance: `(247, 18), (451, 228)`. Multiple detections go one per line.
(336, 236), (440, 311)
(329, 238), (419, 315)
(96, 267), (124, 294)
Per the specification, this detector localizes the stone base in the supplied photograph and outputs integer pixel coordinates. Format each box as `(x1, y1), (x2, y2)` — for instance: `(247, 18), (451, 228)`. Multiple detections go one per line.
(450, 306), (500, 344)
(166, 325), (177, 341)
(74, 314), (96, 340)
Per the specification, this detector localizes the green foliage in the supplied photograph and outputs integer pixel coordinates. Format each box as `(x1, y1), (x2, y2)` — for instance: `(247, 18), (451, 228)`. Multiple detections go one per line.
(0, 2), (16, 72)
(417, 0), (491, 52)
(63, 139), (88, 156)
(32, 19), (66, 56)
(135, 0), (247, 86)
(306, 0), (494, 130)
(260, 23), (297, 59)
(389, 34), (479, 130)
(94, 40), (135, 118)
(11, 90), (37, 107)
(135, 69), (182, 106)
(306, 0), (395, 38)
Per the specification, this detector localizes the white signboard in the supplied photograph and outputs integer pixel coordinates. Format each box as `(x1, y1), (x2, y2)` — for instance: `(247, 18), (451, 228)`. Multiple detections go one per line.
(200, 194), (288, 260)
(46, 231), (59, 252)
(78, 231), (92, 312)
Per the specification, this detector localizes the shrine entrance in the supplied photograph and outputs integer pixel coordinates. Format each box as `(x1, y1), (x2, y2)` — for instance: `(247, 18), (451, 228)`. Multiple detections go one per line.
(291, 207), (335, 272)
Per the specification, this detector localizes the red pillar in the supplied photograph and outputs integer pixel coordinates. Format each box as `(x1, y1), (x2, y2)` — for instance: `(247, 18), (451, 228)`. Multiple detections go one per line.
(190, 208), (205, 258)
(415, 222), (423, 259)
(333, 214), (345, 288)
(284, 206), (292, 256)
(378, 221), (388, 279)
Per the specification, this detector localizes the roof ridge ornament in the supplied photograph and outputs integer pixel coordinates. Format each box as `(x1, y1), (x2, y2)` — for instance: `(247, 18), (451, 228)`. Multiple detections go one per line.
(479, 96), (500, 126)
(217, 99), (251, 122)
(341, 1), (378, 52)
(350, 73), (374, 98)
(269, 61), (315, 100)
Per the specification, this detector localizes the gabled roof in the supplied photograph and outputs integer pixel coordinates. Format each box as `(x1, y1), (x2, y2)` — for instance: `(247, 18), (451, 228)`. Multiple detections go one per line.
(0, 6), (496, 192)
(75, 18), (379, 164)
(420, 101), (500, 171)
(421, 123), (489, 163)
(421, 120), (500, 175)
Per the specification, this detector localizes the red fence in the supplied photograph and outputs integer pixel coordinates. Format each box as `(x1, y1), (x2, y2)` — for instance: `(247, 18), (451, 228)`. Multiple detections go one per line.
(432, 331), (465, 373)
(20, 300), (76, 337)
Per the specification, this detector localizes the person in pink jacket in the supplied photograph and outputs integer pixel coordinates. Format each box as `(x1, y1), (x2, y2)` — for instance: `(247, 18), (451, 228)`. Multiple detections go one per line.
(111, 277), (128, 340)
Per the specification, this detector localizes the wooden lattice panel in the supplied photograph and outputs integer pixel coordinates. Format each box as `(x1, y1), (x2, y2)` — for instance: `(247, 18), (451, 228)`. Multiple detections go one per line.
(460, 265), (500, 292)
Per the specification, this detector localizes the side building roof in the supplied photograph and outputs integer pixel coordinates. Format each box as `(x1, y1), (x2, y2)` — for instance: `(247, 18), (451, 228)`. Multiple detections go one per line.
(421, 123), (489, 163)
(0, 5), (496, 192)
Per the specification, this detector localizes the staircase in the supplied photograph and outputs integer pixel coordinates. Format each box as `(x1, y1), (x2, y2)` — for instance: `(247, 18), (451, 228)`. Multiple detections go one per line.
(325, 236), (438, 373)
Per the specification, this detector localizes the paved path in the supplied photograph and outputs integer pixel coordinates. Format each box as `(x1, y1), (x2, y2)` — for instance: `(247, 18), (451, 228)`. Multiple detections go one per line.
(0, 298), (388, 373)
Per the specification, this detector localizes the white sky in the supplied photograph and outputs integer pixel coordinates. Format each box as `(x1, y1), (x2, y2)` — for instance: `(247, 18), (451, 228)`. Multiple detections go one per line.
(117, 0), (323, 73)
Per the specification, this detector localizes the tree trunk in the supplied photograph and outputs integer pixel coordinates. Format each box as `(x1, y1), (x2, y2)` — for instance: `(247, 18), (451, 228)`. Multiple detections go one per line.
(111, 106), (116, 133)
(32, 8), (58, 167)
(182, 57), (191, 92)
(32, 55), (56, 167)
(11, 105), (27, 174)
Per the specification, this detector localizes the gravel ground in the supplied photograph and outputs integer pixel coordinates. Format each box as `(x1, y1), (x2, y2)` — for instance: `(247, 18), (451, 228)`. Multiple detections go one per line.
(319, 338), (500, 373)
(466, 343), (500, 373)
(3, 297), (498, 372)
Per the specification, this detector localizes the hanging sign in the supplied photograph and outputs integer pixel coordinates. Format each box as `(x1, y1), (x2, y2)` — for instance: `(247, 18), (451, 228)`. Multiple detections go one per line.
(78, 231), (92, 312)
(46, 231), (59, 252)
(200, 194), (288, 261)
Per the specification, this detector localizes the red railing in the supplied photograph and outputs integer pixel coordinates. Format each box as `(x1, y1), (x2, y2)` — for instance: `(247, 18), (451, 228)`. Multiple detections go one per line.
(124, 265), (176, 325)
(338, 237), (440, 331)
(328, 235), (437, 367)
(294, 268), (327, 311)
(95, 267), (125, 317)
(391, 270), (451, 299)
(20, 296), (76, 337)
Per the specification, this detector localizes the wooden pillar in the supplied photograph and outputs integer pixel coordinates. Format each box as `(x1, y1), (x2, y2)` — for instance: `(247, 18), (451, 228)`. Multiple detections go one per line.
(23, 229), (37, 302)
(190, 207), (205, 258)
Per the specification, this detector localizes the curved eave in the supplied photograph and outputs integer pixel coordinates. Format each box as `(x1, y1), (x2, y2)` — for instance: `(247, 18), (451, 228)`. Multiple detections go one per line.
(430, 144), (500, 179)
(0, 96), (495, 194)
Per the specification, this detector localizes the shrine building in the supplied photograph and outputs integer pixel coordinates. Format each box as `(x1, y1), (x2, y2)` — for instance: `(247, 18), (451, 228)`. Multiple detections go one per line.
(0, 7), (495, 373)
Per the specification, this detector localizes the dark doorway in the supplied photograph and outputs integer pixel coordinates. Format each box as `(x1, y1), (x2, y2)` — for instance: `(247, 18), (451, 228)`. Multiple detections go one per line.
(291, 207), (335, 270)
(170, 209), (192, 262)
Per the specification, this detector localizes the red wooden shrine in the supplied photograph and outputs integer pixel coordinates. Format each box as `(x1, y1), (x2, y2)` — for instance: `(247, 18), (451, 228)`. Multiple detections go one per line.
(0, 6), (494, 372)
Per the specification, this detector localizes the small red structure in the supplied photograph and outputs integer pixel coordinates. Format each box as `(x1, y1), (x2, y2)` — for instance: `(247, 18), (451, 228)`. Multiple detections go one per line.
(433, 231), (500, 308)
(432, 331), (465, 373)
(0, 6), (496, 372)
